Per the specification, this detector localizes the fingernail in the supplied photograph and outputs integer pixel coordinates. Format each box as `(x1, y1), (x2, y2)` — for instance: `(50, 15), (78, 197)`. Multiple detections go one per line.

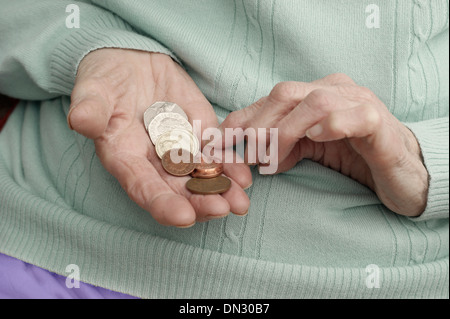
(306, 124), (323, 139)
(67, 105), (76, 130)
(257, 164), (272, 175)
(243, 182), (253, 190)
(260, 154), (271, 164)
(236, 209), (249, 216)
(206, 213), (229, 220)
(176, 222), (196, 228)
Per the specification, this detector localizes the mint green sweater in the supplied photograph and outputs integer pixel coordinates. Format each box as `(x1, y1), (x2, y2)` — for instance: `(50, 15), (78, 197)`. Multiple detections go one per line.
(0, 0), (448, 298)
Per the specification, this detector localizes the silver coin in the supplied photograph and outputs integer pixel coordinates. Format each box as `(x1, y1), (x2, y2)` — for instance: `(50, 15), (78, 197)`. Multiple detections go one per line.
(155, 129), (200, 159)
(148, 112), (193, 145)
(144, 102), (188, 131)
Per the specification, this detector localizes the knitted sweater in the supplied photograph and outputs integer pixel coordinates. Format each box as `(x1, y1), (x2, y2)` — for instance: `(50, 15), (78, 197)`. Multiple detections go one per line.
(0, 0), (448, 298)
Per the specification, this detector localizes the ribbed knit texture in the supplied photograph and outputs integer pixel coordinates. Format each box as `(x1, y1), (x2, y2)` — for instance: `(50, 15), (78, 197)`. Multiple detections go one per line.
(406, 118), (449, 221)
(0, 0), (448, 298)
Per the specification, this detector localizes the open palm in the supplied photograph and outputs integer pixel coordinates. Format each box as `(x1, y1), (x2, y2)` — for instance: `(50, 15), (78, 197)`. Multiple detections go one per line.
(68, 49), (251, 227)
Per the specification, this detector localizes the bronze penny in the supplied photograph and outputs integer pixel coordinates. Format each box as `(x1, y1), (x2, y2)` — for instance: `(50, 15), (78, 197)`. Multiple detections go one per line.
(186, 176), (232, 195)
(191, 156), (224, 179)
(161, 148), (196, 176)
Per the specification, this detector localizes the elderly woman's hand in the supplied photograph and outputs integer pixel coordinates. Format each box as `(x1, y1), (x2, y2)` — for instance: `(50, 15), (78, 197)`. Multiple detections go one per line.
(68, 48), (251, 227)
(220, 73), (428, 217)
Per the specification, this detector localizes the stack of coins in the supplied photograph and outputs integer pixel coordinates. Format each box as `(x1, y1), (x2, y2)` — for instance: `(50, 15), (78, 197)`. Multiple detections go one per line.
(185, 154), (231, 195)
(145, 102), (199, 159)
(144, 102), (231, 195)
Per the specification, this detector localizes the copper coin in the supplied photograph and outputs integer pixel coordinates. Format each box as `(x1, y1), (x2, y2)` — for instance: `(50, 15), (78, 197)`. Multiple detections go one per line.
(186, 176), (232, 195)
(161, 148), (196, 176)
(191, 156), (224, 179)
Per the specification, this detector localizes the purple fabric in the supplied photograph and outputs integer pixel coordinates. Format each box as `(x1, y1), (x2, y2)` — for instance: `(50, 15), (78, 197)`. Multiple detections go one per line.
(0, 253), (138, 299)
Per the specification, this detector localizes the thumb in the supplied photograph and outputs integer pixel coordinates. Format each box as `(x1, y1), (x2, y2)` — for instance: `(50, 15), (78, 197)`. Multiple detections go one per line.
(68, 82), (113, 140)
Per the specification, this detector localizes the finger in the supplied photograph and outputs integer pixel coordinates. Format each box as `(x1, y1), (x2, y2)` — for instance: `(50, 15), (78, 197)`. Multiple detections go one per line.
(249, 82), (319, 130)
(312, 73), (356, 86)
(182, 95), (219, 149)
(259, 134), (322, 176)
(219, 147), (253, 188)
(192, 149), (251, 217)
(188, 192), (231, 222)
(145, 145), (233, 222)
(69, 80), (114, 139)
(216, 96), (267, 148)
(186, 172), (251, 221)
(201, 139), (253, 188)
(96, 140), (197, 227)
(223, 161), (253, 187)
(167, 163), (250, 220)
(266, 151), (300, 174)
(274, 89), (347, 164)
(183, 96), (218, 130)
(236, 82), (319, 166)
(220, 177), (251, 216)
(163, 61), (220, 147)
(305, 104), (381, 142)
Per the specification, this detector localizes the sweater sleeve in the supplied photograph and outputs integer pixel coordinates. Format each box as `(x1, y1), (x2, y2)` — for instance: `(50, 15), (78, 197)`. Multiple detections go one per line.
(404, 117), (449, 221)
(0, 0), (177, 100)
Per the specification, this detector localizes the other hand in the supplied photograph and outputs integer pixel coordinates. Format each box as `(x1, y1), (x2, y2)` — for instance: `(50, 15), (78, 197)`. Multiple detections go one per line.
(220, 73), (428, 217)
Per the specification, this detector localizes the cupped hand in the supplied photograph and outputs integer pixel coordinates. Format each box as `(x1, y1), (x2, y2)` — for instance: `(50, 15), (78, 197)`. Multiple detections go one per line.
(68, 48), (251, 227)
(219, 73), (428, 217)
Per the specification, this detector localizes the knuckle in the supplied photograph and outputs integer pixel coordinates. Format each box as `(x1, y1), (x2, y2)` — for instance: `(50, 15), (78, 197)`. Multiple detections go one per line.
(325, 73), (355, 85)
(278, 122), (299, 143)
(283, 119), (300, 138)
(327, 113), (342, 135)
(362, 105), (381, 130)
(72, 78), (103, 97)
(357, 86), (377, 101)
(304, 89), (333, 112)
(252, 96), (268, 109)
(336, 85), (377, 104)
(227, 110), (244, 126)
(270, 81), (305, 103)
(126, 182), (145, 205)
(225, 109), (253, 130)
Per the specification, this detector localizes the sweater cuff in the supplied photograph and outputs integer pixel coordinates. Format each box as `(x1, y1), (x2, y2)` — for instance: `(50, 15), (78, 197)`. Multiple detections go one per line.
(49, 12), (178, 96)
(404, 117), (449, 221)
